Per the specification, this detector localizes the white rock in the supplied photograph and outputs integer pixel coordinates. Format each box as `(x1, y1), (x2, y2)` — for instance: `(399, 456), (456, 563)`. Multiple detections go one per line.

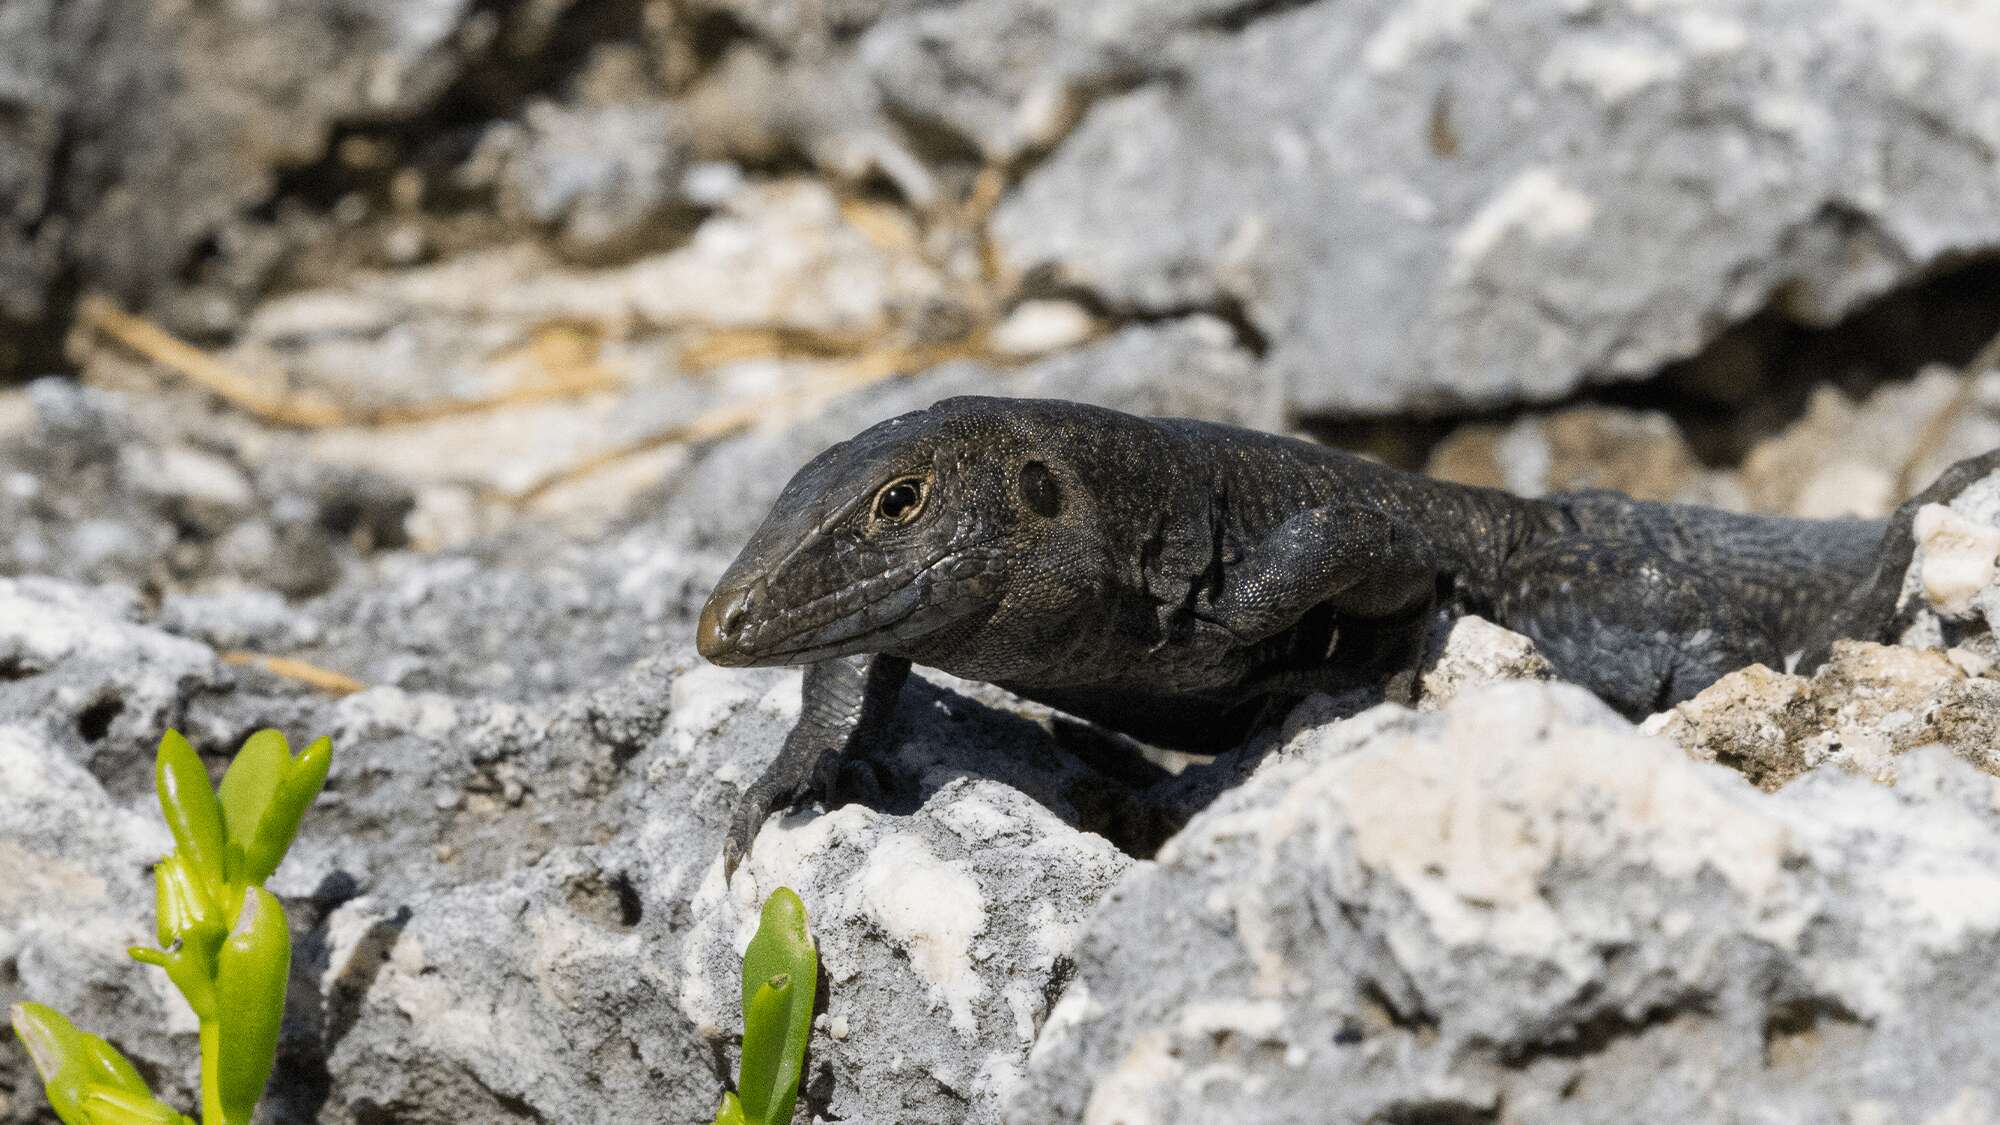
(1915, 503), (2000, 617)
(1012, 682), (2000, 1123)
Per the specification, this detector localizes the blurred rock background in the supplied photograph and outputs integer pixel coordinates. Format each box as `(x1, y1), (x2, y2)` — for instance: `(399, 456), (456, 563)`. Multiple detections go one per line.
(4, 0), (2000, 1122)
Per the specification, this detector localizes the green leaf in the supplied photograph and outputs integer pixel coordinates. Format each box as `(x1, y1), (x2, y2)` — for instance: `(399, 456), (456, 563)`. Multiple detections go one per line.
(136, 854), (226, 1021)
(736, 888), (817, 1125)
(711, 1092), (748, 1125)
(10, 1002), (183, 1125)
(216, 730), (289, 880)
(151, 853), (222, 950)
(736, 976), (795, 1125)
(211, 888), (290, 1124)
(78, 1087), (197, 1125)
(154, 731), (225, 892)
(241, 735), (331, 886)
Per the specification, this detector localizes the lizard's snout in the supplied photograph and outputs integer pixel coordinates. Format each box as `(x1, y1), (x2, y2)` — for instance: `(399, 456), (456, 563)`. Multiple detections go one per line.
(697, 577), (764, 665)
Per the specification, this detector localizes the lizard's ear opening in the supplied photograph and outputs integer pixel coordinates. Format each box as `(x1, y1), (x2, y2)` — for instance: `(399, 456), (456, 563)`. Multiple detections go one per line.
(1019, 461), (1062, 517)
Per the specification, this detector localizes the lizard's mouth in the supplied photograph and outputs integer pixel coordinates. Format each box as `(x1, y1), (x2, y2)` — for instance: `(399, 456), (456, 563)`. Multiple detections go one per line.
(697, 550), (998, 667)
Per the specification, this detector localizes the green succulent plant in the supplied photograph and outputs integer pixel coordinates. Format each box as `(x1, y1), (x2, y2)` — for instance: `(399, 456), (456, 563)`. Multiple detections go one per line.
(10, 729), (332, 1125)
(715, 887), (819, 1125)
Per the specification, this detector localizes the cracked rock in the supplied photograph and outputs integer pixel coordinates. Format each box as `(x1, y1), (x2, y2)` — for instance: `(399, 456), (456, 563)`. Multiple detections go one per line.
(990, 0), (2000, 416)
(319, 657), (1136, 1124)
(0, 0), (489, 371)
(1010, 681), (2000, 1123)
(1643, 641), (2000, 790)
(1416, 614), (1555, 710)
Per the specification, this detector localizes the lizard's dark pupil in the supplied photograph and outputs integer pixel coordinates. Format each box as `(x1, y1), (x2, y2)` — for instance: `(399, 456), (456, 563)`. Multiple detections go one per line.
(878, 481), (921, 521)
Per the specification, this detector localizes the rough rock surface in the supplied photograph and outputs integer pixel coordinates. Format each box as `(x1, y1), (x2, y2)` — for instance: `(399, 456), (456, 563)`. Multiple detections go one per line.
(0, 379), (413, 596)
(0, 0), (490, 368)
(1643, 464), (2000, 791)
(0, 568), (1162, 1124)
(1416, 614), (1556, 711)
(312, 653), (1145, 1124)
(1644, 641), (2000, 790)
(0, 722), (187, 1116)
(1904, 470), (2000, 642)
(11, 1), (2000, 1121)
(991, 0), (2000, 415)
(1012, 682), (2000, 1124)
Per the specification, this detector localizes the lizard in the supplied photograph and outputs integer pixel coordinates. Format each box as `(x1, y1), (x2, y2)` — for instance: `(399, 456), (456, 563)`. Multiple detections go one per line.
(696, 395), (2000, 875)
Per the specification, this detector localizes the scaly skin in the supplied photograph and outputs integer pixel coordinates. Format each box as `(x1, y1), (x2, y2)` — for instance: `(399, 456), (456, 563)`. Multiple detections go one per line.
(697, 395), (1999, 875)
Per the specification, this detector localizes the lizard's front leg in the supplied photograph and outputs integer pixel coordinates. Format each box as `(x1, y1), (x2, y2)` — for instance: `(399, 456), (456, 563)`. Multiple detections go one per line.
(723, 653), (910, 879)
(1205, 505), (1438, 699)
(1208, 505), (1437, 641)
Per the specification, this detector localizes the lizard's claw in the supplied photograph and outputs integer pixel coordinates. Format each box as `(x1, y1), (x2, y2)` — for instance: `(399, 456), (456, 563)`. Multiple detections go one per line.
(721, 774), (789, 882)
(721, 746), (826, 881)
(720, 794), (761, 882)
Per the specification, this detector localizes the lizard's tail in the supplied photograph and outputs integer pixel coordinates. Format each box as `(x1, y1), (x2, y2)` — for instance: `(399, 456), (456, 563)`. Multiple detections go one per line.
(1800, 447), (2000, 673)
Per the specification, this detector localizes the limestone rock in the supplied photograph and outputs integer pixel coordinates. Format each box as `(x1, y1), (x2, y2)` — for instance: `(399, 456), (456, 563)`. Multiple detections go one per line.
(990, 0), (2000, 416)
(1417, 614), (1555, 711)
(1645, 640), (2000, 789)
(0, 0), (488, 370)
(1010, 682), (2000, 1124)
(319, 656), (1136, 1124)
(0, 724), (188, 1115)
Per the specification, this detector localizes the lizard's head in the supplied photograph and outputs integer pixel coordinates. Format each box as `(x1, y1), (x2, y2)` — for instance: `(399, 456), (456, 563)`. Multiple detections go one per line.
(696, 396), (1110, 669)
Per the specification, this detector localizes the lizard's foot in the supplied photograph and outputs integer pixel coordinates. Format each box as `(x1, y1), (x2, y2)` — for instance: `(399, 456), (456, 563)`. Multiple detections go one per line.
(721, 738), (826, 880)
(719, 753), (891, 880)
(725, 729), (902, 880)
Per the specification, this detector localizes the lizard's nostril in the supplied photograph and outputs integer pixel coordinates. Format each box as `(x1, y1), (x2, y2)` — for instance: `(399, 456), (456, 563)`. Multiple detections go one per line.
(697, 579), (762, 663)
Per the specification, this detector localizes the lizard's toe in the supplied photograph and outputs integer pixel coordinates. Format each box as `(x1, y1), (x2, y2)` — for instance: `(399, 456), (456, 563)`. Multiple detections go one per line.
(721, 775), (796, 880)
(836, 756), (894, 806)
(809, 747), (847, 806)
(721, 794), (764, 881)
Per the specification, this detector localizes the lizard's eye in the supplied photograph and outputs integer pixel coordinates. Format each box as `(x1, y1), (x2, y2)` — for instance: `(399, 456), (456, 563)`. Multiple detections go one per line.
(873, 477), (927, 524)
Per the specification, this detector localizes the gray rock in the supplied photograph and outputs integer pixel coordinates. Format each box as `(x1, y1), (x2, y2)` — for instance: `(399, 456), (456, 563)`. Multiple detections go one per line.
(493, 98), (696, 263)
(316, 849), (713, 1125)
(0, 0), (484, 371)
(1642, 640), (2000, 790)
(989, 0), (2000, 416)
(0, 380), (412, 596)
(0, 576), (229, 799)
(1416, 614), (1554, 710)
(691, 0), (1263, 160)
(0, 723), (191, 1117)
(318, 656), (1135, 1124)
(684, 773), (1129, 1124)
(1010, 681), (2000, 1123)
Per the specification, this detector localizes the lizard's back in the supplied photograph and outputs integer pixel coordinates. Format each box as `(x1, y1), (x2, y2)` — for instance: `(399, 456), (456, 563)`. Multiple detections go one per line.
(1129, 413), (1892, 716)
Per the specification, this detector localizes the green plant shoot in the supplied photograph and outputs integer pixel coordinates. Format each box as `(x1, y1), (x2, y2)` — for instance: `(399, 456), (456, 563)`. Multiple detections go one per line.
(11, 729), (333, 1125)
(10, 1003), (193, 1125)
(715, 887), (818, 1125)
